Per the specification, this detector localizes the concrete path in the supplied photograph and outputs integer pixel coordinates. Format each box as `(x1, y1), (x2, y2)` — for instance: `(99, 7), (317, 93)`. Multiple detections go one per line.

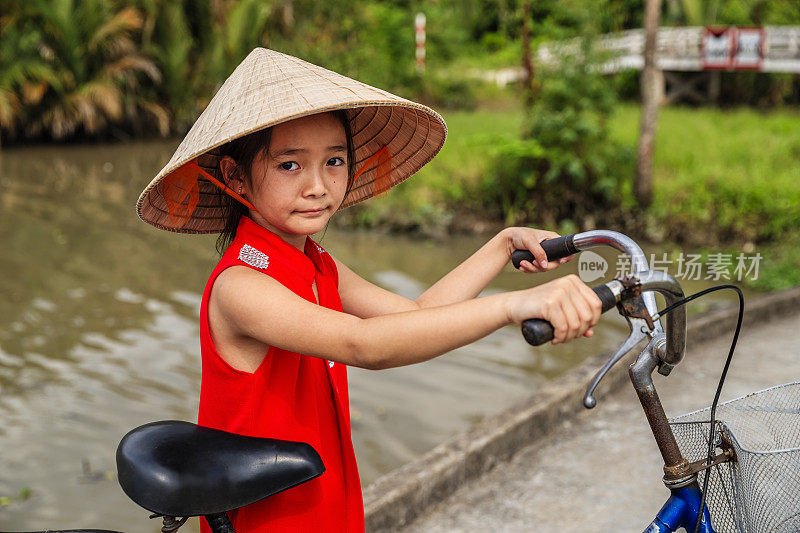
(402, 312), (800, 532)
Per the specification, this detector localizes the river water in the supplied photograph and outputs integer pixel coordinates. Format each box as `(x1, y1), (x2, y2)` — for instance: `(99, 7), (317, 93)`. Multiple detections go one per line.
(0, 140), (756, 531)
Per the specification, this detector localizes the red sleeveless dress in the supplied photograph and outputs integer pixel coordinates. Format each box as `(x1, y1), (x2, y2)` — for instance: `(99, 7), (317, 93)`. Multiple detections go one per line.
(197, 216), (364, 532)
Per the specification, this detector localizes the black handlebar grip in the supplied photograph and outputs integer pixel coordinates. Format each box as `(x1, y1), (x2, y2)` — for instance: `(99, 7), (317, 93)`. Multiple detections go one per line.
(593, 283), (618, 314)
(521, 284), (617, 346)
(510, 234), (578, 269)
(541, 234), (578, 261)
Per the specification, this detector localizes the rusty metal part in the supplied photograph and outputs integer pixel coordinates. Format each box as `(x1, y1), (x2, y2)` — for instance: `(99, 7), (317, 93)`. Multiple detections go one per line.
(685, 448), (735, 476)
(662, 458), (697, 488)
(620, 274), (641, 292)
(720, 432), (737, 464)
(149, 514), (189, 533)
(619, 295), (656, 331)
(618, 274), (644, 304)
(663, 458), (693, 479)
(634, 381), (686, 472)
(629, 337), (690, 485)
(616, 276), (656, 330)
(676, 430), (737, 479)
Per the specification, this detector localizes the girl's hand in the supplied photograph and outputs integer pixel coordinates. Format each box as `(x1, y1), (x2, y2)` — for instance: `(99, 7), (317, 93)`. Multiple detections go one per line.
(506, 275), (602, 344)
(500, 227), (575, 273)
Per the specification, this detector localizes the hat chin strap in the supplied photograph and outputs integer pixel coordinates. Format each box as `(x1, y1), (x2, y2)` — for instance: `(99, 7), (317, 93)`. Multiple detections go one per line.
(184, 159), (260, 213)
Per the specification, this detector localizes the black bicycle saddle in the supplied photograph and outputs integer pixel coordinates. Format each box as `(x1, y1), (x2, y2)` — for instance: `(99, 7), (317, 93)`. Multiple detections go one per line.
(116, 420), (324, 517)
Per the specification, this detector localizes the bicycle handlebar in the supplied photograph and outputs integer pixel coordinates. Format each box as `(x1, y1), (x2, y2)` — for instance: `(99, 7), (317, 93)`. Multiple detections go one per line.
(512, 231), (687, 377)
(512, 232), (705, 500)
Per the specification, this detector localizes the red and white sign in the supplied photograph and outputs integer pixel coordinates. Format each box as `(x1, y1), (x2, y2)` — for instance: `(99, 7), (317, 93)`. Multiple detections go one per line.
(702, 27), (735, 70)
(732, 27), (765, 70)
(702, 27), (765, 71)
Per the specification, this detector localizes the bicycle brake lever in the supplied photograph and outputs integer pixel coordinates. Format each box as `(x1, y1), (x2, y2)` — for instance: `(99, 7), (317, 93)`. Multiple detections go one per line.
(583, 316), (652, 409)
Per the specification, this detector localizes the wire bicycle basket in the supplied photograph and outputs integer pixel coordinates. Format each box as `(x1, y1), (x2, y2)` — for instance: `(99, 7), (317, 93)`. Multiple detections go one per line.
(670, 382), (800, 533)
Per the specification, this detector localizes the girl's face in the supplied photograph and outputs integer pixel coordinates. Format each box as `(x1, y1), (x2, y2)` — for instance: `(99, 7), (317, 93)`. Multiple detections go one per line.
(244, 112), (349, 245)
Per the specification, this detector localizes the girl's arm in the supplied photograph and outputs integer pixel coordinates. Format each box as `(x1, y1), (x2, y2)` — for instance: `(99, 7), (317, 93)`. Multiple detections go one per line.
(332, 227), (570, 318)
(414, 227), (567, 308)
(210, 266), (600, 371)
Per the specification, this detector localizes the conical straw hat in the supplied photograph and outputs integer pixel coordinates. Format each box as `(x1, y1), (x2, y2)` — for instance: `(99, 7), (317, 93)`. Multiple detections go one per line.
(136, 47), (447, 234)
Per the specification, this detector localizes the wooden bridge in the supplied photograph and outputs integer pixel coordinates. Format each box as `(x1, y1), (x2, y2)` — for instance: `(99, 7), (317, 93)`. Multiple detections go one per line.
(474, 26), (800, 103)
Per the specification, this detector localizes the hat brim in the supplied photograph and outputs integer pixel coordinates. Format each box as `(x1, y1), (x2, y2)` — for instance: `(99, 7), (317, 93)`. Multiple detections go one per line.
(137, 103), (446, 234)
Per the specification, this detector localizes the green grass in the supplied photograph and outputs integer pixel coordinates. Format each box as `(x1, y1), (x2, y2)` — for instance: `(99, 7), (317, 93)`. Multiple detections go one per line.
(609, 104), (800, 243)
(417, 109), (525, 193)
(435, 41), (524, 74)
(400, 104), (800, 241)
(621, 104), (800, 290)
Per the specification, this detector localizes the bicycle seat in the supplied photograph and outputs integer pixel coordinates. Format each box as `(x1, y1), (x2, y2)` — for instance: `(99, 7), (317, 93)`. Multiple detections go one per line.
(116, 420), (324, 517)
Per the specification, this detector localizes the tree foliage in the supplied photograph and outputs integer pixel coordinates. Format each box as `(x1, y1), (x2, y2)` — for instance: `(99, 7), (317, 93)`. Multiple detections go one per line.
(474, 36), (634, 227)
(1, 0), (799, 142)
(2, 0), (164, 141)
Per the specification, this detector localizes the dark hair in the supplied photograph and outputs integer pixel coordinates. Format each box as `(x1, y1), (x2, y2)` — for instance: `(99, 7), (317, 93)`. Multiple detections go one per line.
(214, 109), (356, 255)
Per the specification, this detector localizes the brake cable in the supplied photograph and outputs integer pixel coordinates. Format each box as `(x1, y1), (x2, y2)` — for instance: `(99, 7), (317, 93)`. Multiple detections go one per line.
(652, 284), (744, 533)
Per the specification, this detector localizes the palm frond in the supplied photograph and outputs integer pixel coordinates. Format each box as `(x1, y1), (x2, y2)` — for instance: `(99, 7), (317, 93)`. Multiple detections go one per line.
(0, 88), (22, 129)
(89, 6), (143, 54)
(80, 79), (123, 120)
(21, 80), (48, 105)
(104, 55), (161, 83)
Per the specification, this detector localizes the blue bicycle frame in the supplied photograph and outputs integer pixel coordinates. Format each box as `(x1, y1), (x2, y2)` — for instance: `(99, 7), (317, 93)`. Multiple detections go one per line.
(646, 483), (714, 532)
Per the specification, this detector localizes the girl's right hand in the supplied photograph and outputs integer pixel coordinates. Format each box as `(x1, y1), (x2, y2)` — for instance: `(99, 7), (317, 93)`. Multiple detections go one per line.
(506, 275), (603, 344)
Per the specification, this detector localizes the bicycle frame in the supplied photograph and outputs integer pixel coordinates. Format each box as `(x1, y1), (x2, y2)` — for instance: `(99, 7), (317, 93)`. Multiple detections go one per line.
(646, 482), (714, 532)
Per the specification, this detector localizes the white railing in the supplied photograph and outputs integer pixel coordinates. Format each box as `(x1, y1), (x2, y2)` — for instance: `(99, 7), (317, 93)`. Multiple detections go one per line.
(537, 26), (800, 74)
(478, 26), (800, 86)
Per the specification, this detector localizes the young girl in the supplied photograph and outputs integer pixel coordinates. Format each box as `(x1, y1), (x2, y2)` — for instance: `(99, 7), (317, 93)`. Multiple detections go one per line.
(136, 48), (601, 532)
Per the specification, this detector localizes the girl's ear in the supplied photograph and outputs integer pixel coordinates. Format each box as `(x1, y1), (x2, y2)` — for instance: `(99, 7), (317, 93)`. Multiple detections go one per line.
(219, 156), (245, 195)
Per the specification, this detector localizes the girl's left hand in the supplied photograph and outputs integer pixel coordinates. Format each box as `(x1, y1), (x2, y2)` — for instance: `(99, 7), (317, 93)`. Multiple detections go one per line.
(501, 227), (575, 273)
